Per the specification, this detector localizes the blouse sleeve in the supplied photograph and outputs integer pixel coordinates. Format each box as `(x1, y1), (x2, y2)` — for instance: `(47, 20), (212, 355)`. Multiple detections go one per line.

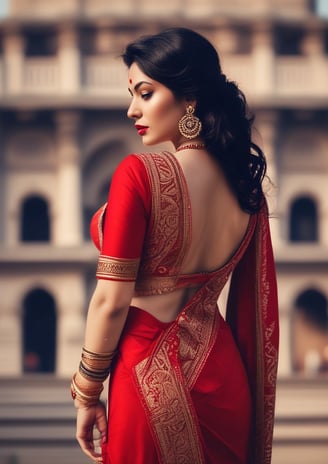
(96, 154), (151, 282)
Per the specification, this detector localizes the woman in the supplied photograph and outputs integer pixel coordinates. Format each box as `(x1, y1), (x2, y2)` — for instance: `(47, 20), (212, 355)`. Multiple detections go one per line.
(71, 27), (279, 464)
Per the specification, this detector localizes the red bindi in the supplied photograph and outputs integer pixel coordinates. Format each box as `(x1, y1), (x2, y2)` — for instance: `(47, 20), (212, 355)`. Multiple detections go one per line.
(129, 78), (132, 84)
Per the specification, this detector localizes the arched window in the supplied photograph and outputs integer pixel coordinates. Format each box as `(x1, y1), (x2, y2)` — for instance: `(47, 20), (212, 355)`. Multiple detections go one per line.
(21, 195), (50, 242)
(292, 288), (328, 374)
(289, 196), (318, 242)
(22, 288), (57, 373)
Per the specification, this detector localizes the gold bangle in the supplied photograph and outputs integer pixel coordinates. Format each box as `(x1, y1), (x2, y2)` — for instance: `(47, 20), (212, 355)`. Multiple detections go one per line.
(82, 346), (117, 360)
(72, 372), (103, 395)
(70, 373), (103, 405)
(81, 355), (113, 369)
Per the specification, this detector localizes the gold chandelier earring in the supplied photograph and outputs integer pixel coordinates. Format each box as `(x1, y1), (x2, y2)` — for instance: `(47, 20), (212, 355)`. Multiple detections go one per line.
(178, 105), (202, 139)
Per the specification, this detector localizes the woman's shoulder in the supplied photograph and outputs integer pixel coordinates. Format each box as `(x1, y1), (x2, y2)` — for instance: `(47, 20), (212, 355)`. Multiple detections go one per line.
(114, 151), (171, 172)
(111, 153), (150, 182)
(111, 153), (152, 201)
(120, 151), (176, 172)
(113, 152), (182, 191)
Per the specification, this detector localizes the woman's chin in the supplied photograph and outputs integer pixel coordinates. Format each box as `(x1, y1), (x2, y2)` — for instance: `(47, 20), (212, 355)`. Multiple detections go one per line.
(141, 136), (157, 146)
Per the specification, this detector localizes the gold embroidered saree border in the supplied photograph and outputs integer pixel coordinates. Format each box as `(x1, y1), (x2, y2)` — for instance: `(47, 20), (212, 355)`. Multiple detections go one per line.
(134, 275), (178, 295)
(96, 255), (140, 281)
(254, 208), (279, 464)
(134, 347), (206, 464)
(134, 152), (192, 294)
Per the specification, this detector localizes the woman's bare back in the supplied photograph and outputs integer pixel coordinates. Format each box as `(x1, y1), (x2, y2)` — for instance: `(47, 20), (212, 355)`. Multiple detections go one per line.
(131, 149), (250, 322)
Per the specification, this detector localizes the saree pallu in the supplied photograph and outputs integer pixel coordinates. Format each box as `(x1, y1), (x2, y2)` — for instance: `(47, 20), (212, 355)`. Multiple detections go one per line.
(102, 202), (279, 464)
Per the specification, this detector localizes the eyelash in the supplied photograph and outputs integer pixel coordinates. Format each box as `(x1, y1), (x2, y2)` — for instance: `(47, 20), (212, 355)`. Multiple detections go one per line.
(141, 92), (152, 100)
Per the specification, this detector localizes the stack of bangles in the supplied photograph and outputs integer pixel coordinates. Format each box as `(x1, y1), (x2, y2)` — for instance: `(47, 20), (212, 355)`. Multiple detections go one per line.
(71, 347), (117, 407)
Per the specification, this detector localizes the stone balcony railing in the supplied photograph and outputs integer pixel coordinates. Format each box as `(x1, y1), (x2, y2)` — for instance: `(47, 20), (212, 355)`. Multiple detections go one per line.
(223, 55), (328, 101)
(0, 53), (327, 106)
(23, 58), (60, 93)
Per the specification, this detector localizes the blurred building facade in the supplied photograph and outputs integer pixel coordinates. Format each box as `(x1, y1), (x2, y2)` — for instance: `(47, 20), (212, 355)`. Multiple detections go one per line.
(0, 0), (327, 463)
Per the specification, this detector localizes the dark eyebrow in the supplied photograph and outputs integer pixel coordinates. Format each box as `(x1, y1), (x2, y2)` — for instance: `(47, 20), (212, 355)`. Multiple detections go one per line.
(128, 80), (153, 95)
(135, 81), (152, 91)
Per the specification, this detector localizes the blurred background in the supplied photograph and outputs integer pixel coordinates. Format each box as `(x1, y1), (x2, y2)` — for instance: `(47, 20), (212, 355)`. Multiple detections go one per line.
(0, 0), (327, 463)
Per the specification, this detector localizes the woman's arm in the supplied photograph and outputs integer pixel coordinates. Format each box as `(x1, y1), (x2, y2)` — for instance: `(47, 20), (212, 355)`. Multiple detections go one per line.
(84, 279), (135, 353)
(74, 155), (150, 462)
(75, 278), (135, 462)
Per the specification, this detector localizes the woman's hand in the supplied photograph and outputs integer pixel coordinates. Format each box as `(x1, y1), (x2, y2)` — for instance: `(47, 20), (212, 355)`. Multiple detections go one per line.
(76, 401), (107, 463)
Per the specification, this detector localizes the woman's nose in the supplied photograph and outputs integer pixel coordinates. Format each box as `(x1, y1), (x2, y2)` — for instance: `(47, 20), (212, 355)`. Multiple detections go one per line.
(127, 100), (141, 119)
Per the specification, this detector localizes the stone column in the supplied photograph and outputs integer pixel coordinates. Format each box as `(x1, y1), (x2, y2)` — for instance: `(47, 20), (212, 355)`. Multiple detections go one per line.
(0, 303), (21, 375)
(54, 110), (83, 245)
(58, 24), (80, 94)
(276, 301), (292, 377)
(252, 23), (275, 96)
(301, 26), (326, 94)
(3, 28), (25, 94)
(56, 276), (86, 377)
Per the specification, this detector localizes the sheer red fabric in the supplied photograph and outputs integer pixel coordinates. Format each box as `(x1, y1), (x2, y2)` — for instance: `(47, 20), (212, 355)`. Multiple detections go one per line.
(89, 152), (279, 464)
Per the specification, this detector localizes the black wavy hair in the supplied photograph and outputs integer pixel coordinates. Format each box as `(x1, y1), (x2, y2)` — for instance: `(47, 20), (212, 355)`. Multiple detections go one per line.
(122, 27), (266, 213)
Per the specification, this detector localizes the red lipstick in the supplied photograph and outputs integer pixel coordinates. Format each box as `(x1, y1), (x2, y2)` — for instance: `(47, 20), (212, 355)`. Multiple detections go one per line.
(135, 125), (148, 136)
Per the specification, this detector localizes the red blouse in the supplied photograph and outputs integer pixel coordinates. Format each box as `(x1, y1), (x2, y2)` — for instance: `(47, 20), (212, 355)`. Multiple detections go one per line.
(90, 152), (194, 294)
(90, 154), (150, 282)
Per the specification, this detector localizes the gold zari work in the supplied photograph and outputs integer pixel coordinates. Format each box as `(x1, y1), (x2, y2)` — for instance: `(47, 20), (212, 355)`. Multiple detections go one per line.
(96, 255), (140, 281)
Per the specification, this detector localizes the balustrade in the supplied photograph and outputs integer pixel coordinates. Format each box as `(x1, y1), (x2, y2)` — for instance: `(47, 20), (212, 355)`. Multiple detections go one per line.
(222, 55), (255, 95)
(0, 11), (327, 102)
(0, 53), (326, 100)
(82, 56), (127, 95)
(224, 55), (328, 99)
(275, 57), (313, 95)
(23, 58), (60, 93)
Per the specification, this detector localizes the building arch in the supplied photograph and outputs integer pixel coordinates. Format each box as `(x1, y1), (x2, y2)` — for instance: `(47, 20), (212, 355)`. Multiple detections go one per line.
(20, 194), (51, 242)
(289, 195), (318, 242)
(81, 126), (131, 166)
(22, 287), (57, 373)
(292, 287), (328, 374)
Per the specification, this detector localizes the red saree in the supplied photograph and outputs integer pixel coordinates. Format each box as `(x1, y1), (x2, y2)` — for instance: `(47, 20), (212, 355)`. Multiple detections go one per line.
(90, 152), (279, 464)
